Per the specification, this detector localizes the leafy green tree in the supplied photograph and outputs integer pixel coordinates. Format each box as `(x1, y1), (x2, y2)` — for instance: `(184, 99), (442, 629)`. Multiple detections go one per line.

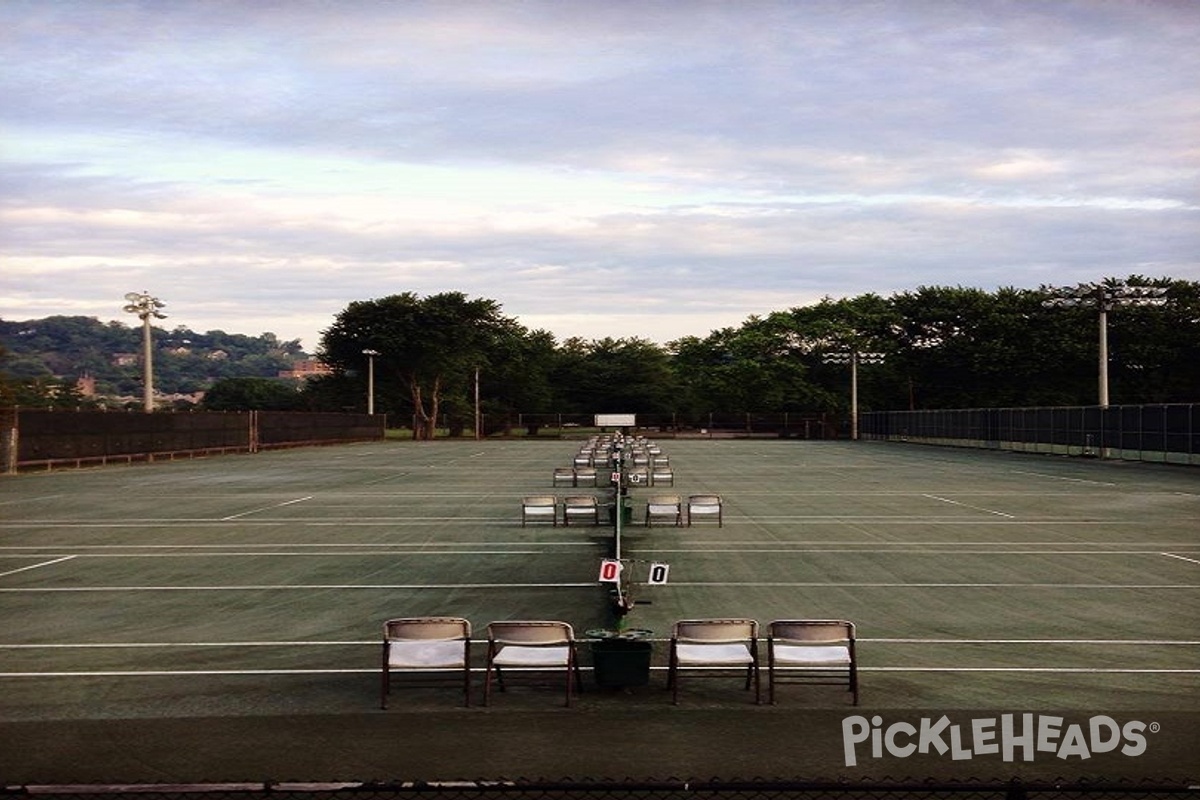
(552, 337), (678, 415)
(319, 292), (527, 439)
(202, 377), (303, 411)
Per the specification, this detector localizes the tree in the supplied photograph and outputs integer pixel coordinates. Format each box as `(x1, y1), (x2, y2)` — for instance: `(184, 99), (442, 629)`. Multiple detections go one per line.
(202, 377), (303, 411)
(552, 337), (679, 415)
(319, 292), (526, 439)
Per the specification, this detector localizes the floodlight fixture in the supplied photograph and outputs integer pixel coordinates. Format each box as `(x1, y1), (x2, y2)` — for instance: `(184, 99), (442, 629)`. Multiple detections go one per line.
(122, 291), (166, 413)
(1042, 281), (1170, 407)
(822, 350), (886, 440)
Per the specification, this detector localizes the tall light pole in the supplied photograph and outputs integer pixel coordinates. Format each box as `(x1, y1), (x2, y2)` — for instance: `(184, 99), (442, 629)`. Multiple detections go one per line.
(823, 350), (885, 440)
(362, 349), (379, 415)
(474, 366), (481, 441)
(1043, 282), (1168, 408)
(122, 291), (166, 413)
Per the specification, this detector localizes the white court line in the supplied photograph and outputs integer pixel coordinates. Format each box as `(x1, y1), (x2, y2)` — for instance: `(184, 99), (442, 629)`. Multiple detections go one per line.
(0, 582), (596, 592)
(0, 641), (376, 648)
(1010, 470), (1117, 486)
(0, 581), (1193, 592)
(221, 496), (313, 521)
(862, 667), (1199, 674)
(924, 494), (1015, 518)
(632, 549), (1182, 555)
(0, 519), (1187, 528)
(868, 638), (1200, 645)
(0, 542), (597, 550)
(1, 541), (1194, 551)
(3, 638), (1197, 649)
(2, 667), (1196, 678)
(663, 582), (1196, 589)
(46, 550), (553, 558)
(1162, 552), (1200, 565)
(0, 555), (76, 578)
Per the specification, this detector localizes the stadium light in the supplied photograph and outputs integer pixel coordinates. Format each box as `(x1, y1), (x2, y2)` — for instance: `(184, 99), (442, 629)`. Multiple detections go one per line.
(823, 350), (885, 440)
(122, 291), (166, 413)
(362, 349), (379, 415)
(1042, 282), (1168, 408)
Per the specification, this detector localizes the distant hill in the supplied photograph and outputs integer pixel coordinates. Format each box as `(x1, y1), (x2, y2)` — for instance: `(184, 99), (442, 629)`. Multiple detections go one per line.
(0, 315), (312, 397)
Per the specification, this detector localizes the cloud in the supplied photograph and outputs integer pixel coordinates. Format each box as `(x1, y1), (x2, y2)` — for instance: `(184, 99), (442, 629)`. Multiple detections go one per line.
(1, 0), (1198, 350)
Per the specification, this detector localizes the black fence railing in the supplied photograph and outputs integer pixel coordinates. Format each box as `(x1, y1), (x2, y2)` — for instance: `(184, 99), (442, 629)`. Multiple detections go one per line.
(859, 404), (1200, 465)
(1, 408), (385, 473)
(477, 412), (835, 439)
(4, 778), (1194, 800)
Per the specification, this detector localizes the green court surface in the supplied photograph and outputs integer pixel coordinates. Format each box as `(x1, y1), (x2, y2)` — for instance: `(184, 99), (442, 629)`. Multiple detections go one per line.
(0, 439), (1197, 784)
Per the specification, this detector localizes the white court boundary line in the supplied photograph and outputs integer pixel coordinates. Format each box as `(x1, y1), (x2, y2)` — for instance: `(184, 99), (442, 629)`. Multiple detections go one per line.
(2, 637), (1197, 649)
(0, 581), (1194, 592)
(923, 494), (1015, 518)
(220, 496), (312, 521)
(0, 555), (76, 578)
(0, 582), (597, 592)
(1, 667), (1196, 678)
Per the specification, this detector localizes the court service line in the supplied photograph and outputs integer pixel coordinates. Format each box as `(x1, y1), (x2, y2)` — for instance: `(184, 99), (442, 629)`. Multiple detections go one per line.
(221, 496), (313, 521)
(923, 494), (1015, 518)
(2, 667), (1196, 678)
(1162, 552), (1200, 566)
(0, 581), (1193, 593)
(1009, 470), (1117, 486)
(0, 555), (76, 578)
(3, 638), (1196, 649)
(0, 582), (597, 592)
(633, 549), (1184, 556)
(0, 541), (1192, 550)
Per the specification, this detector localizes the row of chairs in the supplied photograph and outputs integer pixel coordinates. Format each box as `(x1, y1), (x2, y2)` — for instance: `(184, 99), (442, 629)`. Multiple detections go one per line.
(381, 617), (857, 708)
(553, 464), (676, 487)
(521, 494), (723, 526)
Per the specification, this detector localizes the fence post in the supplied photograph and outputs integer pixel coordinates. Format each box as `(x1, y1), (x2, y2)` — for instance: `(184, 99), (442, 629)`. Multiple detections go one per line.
(1, 408), (16, 475)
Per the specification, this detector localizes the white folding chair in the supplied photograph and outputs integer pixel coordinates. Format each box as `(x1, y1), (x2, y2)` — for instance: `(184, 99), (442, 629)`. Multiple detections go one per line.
(562, 495), (600, 526)
(687, 495), (723, 527)
(645, 494), (683, 527)
(521, 495), (558, 526)
(484, 621), (582, 707)
(767, 620), (858, 705)
(668, 618), (759, 704)
(381, 617), (472, 708)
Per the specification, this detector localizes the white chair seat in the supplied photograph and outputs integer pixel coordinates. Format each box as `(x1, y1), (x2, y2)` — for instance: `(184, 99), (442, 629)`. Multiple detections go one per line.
(388, 640), (467, 669)
(675, 642), (753, 665)
(492, 644), (571, 667)
(771, 644), (851, 666)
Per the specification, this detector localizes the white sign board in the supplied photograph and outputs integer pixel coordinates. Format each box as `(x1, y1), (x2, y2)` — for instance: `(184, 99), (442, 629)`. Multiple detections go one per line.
(598, 559), (623, 583)
(594, 413), (636, 427)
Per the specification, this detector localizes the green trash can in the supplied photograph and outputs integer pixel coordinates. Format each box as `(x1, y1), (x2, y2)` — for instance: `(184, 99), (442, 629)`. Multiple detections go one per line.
(590, 632), (653, 688)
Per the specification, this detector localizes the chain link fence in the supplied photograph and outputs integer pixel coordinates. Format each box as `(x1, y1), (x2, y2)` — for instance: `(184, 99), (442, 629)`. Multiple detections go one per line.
(859, 404), (1200, 465)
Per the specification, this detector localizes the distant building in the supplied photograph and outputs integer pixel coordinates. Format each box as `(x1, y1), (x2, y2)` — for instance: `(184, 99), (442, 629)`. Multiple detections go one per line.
(76, 373), (97, 397)
(112, 352), (138, 366)
(279, 359), (332, 379)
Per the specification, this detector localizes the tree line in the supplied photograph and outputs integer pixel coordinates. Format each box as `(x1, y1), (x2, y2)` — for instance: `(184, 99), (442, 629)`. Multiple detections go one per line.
(4, 277), (1196, 425)
(306, 277), (1197, 438)
(0, 315), (303, 408)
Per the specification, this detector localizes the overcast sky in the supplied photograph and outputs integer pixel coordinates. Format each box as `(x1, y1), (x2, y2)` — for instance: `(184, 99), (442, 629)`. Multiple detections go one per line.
(3, 0), (1198, 351)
